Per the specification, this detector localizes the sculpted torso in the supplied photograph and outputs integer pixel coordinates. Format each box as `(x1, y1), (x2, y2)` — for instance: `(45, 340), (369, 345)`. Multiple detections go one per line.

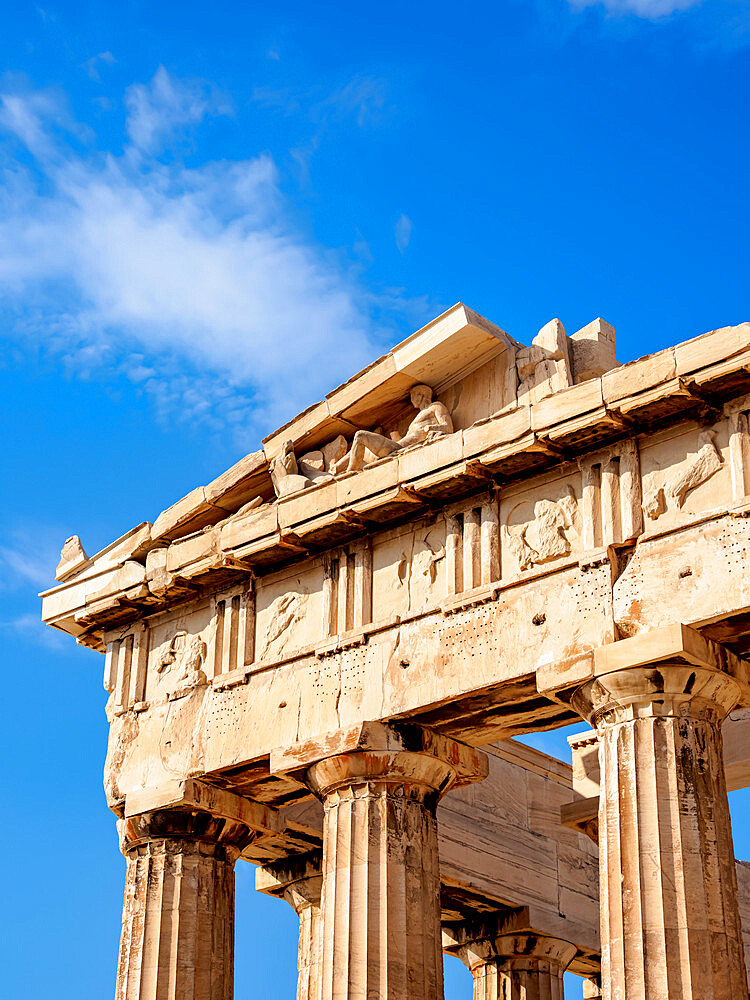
(335, 385), (453, 474)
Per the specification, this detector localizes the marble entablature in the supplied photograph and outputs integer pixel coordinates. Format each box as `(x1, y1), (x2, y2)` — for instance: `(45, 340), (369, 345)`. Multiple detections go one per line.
(41, 310), (750, 744)
(41, 302), (750, 1000)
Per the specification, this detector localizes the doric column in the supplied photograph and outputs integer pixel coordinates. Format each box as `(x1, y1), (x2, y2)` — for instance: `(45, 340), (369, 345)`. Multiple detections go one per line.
(274, 722), (488, 1000)
(445, 914), (577, 1000)
(457, 934), (576, 1000)
(286, 876), (323, 1000)
(583, 976), (603, 1000)
(571, 624), (750, 1000)
(256, 853), (323, 1000)
(115, 781), (280, 1000)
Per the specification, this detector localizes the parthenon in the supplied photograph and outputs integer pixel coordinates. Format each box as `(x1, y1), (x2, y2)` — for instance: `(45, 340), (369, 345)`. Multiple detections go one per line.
(42, 304), (750, 999)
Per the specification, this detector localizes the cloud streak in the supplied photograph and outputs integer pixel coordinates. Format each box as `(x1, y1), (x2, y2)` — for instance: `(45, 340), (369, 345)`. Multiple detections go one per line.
(0, 69), (419, 441)
(124, 66), (231, 154)
(395, 214), (412, 253)
(568, 0), (701, 17)
(0, 526), (60, 590)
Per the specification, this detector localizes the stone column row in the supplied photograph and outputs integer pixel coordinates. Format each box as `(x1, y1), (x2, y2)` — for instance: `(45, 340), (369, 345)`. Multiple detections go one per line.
(263, 863), (585, 1000)
(115, 725), (488, 1000)
(113, 624), (749, 1000)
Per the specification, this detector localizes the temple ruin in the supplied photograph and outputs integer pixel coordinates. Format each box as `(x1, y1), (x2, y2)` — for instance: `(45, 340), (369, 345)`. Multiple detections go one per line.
(42, 304), (750, 999)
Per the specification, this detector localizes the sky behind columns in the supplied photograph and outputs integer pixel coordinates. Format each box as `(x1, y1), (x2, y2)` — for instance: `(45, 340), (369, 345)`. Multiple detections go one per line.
(0, 2), (748, 998)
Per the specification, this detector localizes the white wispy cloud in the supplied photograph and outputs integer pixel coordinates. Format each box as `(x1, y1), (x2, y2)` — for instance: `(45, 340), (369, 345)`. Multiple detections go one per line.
(255, 75), (390, 188)
(0, 69), (421, 441)
(124, 65), (231, 154)
(83, 50), (116, 82)
(0, 612), (69, 650)
(310, 75), (387, 128)
(569, 0), (701, 17)
(395, 214), (412, 253)
(0, 527), (60, 590)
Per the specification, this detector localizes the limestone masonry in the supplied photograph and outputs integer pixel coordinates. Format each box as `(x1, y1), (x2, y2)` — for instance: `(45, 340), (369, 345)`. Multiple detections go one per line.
(42, 305), (750, 999)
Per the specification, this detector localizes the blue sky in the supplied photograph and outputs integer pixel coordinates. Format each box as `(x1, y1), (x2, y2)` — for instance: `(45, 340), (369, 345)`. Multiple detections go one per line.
(1, 2), (749, 998)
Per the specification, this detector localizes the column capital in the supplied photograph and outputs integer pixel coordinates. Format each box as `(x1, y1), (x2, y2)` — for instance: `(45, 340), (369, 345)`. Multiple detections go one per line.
(270, 720), (488, 800)
(256, 851), (323, 914)
(571, 624), (750, 728)
(457, 932), (577, 974)
(307, 749), (458, 804)
(119, 778), (281, 857)
(447, 918), (578, 1000)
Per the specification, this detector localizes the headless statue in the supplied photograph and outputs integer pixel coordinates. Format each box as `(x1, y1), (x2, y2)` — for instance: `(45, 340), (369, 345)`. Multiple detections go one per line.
(335, 385), (453, 474)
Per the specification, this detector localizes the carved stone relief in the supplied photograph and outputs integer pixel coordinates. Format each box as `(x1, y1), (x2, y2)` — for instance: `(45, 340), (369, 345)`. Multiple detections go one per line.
(515, 319), (573, 405)
(505, 487), (580, 573)
(270, 435), (349, 498)
(395, 529), (445, 612)
(333, 385), (453, 474)
(642, 429), (724, 522)
(156, 631), (208, 691)
(668, 430), (723, 507)
(298, 435), (347, 481)
(260, 591), (309, 659)
(269, 387), (455, 496)
(270, 440), (311, 498)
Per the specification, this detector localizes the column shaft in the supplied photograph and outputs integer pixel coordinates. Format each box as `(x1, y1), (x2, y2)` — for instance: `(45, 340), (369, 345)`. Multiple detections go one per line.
(599, 712), (744, 1000)
(313, 768), (444, 1000)
(573, 653), (748, 1000)
(306, 739), (482, 1000)
(284, 875), (324, 1000)
(279, 723), (486, 1000)
(115, 811), (250, 1000)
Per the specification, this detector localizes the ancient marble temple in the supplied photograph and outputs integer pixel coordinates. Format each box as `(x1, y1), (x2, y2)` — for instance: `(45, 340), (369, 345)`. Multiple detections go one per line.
(42, 304), (750, 1000)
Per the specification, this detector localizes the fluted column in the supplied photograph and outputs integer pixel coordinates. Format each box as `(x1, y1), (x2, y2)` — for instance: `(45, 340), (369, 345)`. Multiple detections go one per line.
(284, 869), (323, 1000)
(297, 722), (487, 1000)
(572, 625), (749, 1000)
(255, 853), (323, 1000)
(115, 809), (253, 1000)
(457, 933), (576, 1000)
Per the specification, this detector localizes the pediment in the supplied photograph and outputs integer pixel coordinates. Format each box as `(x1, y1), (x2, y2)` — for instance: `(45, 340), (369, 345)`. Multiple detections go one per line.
(262, 302), (519, 460)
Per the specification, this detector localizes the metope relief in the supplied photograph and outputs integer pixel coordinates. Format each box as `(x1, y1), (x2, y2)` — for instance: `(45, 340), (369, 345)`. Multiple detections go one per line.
(156, 630), (208, 693)
(395, 529), (445, 612)
(258, 591), (309, 660)
(641, 426), (728, 527)
(667, 430), (723, 508)
(504, 487), (580, 573)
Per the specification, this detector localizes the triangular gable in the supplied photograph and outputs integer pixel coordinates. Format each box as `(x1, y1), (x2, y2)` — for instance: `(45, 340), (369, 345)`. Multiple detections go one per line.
(262, 303), (518, 459)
